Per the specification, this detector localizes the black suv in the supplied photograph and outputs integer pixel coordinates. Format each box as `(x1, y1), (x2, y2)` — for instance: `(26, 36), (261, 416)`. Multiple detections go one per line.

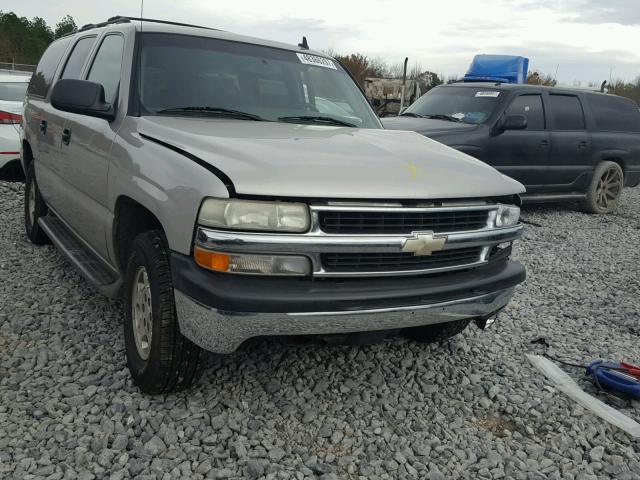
(384, 83), (640, 213)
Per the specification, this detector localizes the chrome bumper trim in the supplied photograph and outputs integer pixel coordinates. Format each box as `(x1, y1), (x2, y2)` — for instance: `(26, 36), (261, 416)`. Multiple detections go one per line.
(174, 287), (515, 353)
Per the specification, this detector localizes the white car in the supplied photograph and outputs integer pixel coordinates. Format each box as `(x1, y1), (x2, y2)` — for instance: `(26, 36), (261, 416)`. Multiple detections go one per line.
(0, 72), (31, 171)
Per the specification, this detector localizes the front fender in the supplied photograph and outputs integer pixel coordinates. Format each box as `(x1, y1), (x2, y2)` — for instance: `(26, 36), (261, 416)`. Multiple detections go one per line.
(106, 119), (230, 262)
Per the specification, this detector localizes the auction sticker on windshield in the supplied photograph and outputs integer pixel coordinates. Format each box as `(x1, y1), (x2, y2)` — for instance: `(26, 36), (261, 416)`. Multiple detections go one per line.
(475, 91), (500, 98)
(297, 53), (337, 70)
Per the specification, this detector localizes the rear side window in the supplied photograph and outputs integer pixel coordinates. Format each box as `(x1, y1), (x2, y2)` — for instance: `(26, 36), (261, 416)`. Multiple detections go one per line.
(505, 94), (545, 130)
(28, 37), (71, 97)
(548, 94), (585, 130)
(588, 95), (640, 133)
(87, 34), (125, 104)
(61, 36), (96, 80)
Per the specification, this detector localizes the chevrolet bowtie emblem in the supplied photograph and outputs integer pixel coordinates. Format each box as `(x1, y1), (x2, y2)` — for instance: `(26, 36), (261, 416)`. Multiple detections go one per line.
(402, 232), (446, 256)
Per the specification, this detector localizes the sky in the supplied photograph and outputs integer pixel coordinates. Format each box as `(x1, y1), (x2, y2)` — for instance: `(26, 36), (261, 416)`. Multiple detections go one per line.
(10, 0), (640, 85)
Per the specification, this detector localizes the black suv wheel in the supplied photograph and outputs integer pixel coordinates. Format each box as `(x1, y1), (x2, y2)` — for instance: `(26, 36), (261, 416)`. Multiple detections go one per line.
(123, 230), (204, 393)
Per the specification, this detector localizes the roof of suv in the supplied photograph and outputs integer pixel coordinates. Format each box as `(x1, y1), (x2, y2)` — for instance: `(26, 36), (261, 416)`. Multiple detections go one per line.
(445, 81), (618, 98)
(70, 16), (328, 59)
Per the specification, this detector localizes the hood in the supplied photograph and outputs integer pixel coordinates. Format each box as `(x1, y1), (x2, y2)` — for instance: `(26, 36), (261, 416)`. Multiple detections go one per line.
(138, 117), (523, 199)
(382, 116), (479, 137)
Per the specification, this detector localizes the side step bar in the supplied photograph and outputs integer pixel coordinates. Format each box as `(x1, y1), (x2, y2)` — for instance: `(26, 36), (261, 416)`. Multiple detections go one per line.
(521, 193), (586, 203)
(38, 215), (122, 298)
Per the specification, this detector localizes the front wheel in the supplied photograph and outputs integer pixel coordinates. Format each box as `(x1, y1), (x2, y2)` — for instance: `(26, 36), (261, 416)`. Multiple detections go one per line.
(403, 319), (471, 344)
(123, 230), (204, 394)
(582, 161), (624, 214)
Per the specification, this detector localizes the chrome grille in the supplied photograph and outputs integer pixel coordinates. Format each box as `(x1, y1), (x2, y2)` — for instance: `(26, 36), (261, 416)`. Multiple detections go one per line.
(321, 247), (482, 273)
(318, 209), (490, 234)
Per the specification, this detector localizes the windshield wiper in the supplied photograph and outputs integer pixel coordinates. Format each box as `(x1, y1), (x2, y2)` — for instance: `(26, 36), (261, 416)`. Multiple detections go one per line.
(156, 106), (265, 121)
(422, 114), (461, 122)
(399, 112), (424, 118)
(278, 115), (357, 127)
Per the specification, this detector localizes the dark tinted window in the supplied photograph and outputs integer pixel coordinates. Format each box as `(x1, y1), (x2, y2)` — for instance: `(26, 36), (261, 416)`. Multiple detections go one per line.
(87, 34), (124, 103)
(61, 36), (96, 79)
(506, 94), (545, 130)
(28, 38), (71, 97)
(549, 94), (585, 130)
(588, 94), (640, 132)
(405, 87), (501, 124)
(0, 82), (29, 101)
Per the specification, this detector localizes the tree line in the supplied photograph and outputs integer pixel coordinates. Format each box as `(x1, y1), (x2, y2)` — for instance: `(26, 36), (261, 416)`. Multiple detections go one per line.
(0, 12), (77, 65)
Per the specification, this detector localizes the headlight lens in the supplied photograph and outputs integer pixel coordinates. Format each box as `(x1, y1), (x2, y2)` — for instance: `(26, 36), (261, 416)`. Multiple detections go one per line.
(198, 198), (310, 232)
(495, 205), (520, 227)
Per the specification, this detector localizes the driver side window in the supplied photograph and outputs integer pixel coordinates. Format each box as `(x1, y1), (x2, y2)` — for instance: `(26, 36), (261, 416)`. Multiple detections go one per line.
(87, 34), (124, 104)
(505, 94), (545, 130)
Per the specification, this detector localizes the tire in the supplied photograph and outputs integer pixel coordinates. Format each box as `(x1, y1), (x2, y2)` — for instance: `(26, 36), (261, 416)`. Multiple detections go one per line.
(24, 162), (51, 245)
(123, 230), (203, 393)
(582, 161), (624, 214)
(403, 319), (471, 344)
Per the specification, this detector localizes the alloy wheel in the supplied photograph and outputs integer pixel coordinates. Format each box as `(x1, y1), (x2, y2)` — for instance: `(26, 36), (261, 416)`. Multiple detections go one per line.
(595, 166), (622, 211)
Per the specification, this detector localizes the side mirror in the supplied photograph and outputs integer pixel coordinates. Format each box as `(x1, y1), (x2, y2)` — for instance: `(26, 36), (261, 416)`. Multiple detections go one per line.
(499, 114), (527, 131)
(51, 79), (115, 121)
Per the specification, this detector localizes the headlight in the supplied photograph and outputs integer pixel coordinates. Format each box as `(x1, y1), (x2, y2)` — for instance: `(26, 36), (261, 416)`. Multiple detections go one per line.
(198, 198), (310, 232)
(495, 205), (520, 227)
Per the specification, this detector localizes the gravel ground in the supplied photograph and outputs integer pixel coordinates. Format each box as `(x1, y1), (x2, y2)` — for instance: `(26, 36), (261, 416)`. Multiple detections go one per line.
(1, 176), (639, 480)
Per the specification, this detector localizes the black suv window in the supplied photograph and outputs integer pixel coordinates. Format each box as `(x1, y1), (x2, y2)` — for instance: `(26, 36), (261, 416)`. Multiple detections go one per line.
(549, 94), (585, 130)
(87, 34), (124, 104)
(588, 94), (640, 133)
(28, 37), (71, 97)
(61, 36), (96, 80)
(506, 94), (545, 130)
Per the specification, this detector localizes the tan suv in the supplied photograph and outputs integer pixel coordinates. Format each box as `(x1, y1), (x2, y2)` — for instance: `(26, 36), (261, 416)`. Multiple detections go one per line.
(22, 16), (525, 393)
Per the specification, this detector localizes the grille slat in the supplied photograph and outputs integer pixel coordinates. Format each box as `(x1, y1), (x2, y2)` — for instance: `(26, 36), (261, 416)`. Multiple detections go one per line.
(319, 210), (489, 234)
(321, 247), (482, 273)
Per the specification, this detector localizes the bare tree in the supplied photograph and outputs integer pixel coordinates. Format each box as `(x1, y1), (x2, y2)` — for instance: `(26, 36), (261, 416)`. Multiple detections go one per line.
(527, 71), (557, 86)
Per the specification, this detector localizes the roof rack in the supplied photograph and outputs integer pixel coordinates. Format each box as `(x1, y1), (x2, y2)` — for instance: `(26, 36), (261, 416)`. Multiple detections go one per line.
(111, 16), (218, 31)
(73, 16), (218, 35)
(77, 16), (131, 33)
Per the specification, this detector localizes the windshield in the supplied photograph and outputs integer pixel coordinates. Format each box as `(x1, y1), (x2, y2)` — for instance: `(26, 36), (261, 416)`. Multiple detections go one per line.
(404, 86), (501, 124)
(0, 82), (28, 102)
(137, 33), (381, 129)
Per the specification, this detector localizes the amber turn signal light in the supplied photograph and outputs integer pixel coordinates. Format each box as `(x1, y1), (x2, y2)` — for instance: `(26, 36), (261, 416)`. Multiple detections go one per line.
(194, 247), (230, 272)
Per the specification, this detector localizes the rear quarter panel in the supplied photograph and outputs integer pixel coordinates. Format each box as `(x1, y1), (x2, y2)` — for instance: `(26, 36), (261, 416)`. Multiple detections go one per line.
(589, 133), (640, 187)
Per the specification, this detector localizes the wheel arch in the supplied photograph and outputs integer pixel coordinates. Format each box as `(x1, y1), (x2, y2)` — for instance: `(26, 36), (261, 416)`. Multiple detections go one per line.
(594, 149), (628, 176)
(602, 157), (625, 176)
(21, 139), (34, 175)
(112, 195), (165, 273)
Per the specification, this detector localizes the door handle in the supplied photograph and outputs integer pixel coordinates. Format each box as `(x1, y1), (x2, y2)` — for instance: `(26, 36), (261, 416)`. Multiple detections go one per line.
(578, 141), (588, 150)
(539, 140), (549, 148)
(62, 128), (71, 145)
(39, 120), (47, 135)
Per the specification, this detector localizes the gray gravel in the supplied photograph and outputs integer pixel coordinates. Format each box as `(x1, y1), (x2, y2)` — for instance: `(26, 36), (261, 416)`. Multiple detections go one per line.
(1, 176), (639, 480)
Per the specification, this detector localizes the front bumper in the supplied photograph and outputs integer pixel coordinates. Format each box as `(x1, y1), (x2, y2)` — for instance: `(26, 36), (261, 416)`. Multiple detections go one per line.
(171, 253), (525, 353)
(175, 287), (515, 353)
